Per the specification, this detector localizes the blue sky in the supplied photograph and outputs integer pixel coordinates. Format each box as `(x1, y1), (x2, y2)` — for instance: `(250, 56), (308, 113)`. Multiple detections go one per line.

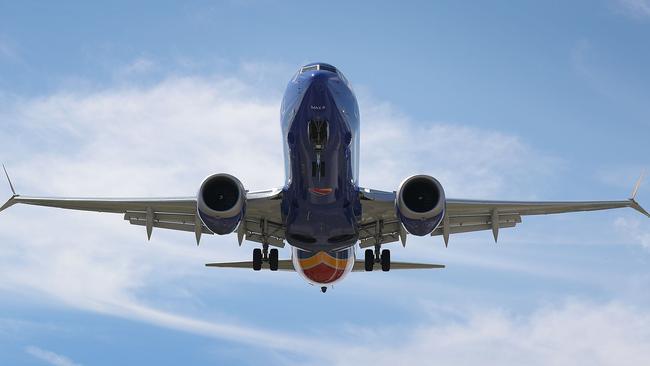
(1, 1), (650, 365)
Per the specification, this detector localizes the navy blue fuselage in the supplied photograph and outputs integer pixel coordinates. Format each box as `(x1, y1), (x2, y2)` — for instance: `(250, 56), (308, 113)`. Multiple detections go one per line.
(280, 63), (361, 252)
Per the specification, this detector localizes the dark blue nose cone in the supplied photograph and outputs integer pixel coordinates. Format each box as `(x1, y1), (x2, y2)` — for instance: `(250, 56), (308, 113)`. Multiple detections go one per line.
(306, 71), (330, 93)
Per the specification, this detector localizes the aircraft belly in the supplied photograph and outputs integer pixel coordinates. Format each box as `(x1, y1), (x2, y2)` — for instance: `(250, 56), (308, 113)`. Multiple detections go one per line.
(282, 71), (361, 251)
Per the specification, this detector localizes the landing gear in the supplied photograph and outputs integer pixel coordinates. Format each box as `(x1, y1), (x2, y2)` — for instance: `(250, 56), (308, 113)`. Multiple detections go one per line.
(252, 246), (278, 271)
(269, 248), (279, 271)
(381, 249), (391, 272)
(252, 248), (262, 271)
(321, 286), (327, 293)
(364, 249), (374, 271)
(364, 248), (391, 272)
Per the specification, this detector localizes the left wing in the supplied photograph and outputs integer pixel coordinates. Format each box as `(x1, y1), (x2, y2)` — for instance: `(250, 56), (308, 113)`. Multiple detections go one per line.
(358, 186), (649, 248)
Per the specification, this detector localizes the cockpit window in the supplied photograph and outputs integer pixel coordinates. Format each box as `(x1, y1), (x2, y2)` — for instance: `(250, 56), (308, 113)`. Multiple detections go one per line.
(318, 64), (337, 73)
(300, 64), (337, 73)
(301, 65), (318, 73)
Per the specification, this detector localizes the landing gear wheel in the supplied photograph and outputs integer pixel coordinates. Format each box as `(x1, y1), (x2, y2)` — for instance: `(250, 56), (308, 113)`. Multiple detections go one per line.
(381, 249), (390, 272)
(252, 248), (262, 271)
(364, 249), (374, 272)
(269, 248), (279, 271)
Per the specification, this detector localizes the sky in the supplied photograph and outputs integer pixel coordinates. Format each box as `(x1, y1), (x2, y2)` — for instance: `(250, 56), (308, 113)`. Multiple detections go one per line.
(1, 0), (650, 365)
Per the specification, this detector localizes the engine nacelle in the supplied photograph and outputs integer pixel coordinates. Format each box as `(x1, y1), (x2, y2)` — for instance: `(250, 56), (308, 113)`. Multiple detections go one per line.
(396, 175), (446, 236)
(197, 173), (246, 235)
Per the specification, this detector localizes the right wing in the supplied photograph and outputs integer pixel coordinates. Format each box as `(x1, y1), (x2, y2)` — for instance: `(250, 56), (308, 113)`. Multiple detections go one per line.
(0, 188), (285, 246)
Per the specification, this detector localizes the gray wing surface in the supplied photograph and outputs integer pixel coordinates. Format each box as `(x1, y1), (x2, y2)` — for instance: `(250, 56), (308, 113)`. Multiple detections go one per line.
(358, 187), (649, 247)
(0, 188), (285, 245)
(206, 259), (445, 271)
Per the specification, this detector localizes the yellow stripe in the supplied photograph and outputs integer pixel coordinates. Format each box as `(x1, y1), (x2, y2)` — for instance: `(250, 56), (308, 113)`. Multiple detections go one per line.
(299, 251), (348, 270)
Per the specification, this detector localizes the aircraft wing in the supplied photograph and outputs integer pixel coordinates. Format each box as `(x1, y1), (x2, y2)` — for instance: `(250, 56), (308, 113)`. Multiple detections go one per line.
(358, 186), (649, 247)
(0, 183), (284, 246)
(206, 259), (295, 271)
(206, 259), (445, 271)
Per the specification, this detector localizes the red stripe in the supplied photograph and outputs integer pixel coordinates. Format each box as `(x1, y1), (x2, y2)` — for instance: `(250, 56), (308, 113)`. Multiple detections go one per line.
(302, 263), (345, 283)
(310, 188), (332, 195)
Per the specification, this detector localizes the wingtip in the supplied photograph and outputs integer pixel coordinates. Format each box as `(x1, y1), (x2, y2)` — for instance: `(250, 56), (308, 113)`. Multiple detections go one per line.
(626, 171), (649, 218)
(630, 170), (646, 201)
(0, 195), (17, 213)
(630, 199), (650, 218)
(2, 164), (16, 195)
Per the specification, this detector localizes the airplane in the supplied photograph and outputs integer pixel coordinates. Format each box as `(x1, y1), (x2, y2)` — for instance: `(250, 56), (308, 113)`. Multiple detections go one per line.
(1, 62), (648, 293)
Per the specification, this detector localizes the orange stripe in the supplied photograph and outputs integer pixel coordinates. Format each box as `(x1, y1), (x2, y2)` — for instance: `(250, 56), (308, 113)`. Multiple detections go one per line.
(299, 251), (348, 270)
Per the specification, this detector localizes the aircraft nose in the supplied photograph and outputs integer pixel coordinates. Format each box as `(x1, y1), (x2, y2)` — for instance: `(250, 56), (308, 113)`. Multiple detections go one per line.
(304, 71), (331, 93)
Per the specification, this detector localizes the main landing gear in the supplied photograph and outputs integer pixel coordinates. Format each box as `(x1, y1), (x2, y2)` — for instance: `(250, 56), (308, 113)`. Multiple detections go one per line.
(364, 246), (390, 272)
(252, 244), (279, 271)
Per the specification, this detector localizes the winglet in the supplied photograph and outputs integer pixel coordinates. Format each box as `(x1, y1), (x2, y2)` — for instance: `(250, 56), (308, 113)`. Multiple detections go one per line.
(2, 164), (16, 195)
(0, 164), (18, 213)
(630, 171), (645, 201)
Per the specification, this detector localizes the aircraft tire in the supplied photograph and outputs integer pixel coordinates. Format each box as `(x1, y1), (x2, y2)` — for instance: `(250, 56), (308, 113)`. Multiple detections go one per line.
(269, 248), (279, 271)
(381, 249), (390, 272)
(253, 248), (262, 271)
(364, 249), (374, 271)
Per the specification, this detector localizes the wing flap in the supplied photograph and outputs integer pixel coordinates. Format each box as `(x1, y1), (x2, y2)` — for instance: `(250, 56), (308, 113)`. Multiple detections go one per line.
(447, 213), (521, 226)
(124, 211), (214, 235)
(432, 221), (517, 236)
(128, 217), (213, 234)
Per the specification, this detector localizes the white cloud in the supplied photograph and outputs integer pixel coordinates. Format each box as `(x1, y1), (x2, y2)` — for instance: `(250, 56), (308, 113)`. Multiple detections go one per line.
(323, 301), (650, 366)
(615, 216), (650, 250)
(1, 75), (285, 195)
(116, 57), (158, 77)
(358, 99), (559, 198)
(25, 346), (81, 366)
(616, 0), (650, 18)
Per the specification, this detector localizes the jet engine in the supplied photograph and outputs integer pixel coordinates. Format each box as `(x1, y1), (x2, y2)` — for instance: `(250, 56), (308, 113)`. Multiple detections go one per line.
(197, 173), (246, 235)
(396, 175), (446, 236)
